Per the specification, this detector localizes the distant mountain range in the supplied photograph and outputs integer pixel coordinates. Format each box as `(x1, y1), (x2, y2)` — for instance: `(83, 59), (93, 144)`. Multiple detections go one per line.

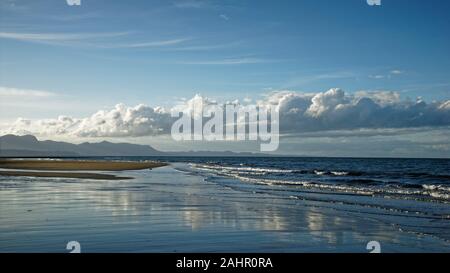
(0, 134), (264, 157)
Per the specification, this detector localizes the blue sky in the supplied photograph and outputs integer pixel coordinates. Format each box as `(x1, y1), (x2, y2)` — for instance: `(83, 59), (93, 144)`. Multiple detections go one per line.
(1, 0), (449, 157)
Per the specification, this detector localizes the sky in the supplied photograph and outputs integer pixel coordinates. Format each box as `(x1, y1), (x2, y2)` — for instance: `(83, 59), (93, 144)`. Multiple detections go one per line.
(0, 0), (449, 157)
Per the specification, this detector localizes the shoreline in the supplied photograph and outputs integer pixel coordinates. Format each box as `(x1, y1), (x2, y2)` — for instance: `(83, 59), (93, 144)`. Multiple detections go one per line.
(0, 159), (167, 171)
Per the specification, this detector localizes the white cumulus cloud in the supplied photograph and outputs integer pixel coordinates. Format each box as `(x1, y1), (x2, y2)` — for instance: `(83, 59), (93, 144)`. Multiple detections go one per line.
(1, 89), (450, 138)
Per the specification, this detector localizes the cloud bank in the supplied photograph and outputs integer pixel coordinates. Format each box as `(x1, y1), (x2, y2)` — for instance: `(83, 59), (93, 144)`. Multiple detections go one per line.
(269, 88), (450, 133)
(2, 104), (172, 138)
(1, 88), (449, 138)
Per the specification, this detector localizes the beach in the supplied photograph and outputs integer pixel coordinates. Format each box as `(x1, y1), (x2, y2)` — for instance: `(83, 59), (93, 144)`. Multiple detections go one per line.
(0, 159), (167, 180)
(0, 159), (167, 171)
(0, 170), (133, 180)
(0, 157), (449, 253)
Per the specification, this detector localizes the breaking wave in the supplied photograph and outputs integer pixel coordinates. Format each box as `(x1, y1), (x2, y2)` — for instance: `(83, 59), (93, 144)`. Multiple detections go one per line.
(190, 163), (450, 202)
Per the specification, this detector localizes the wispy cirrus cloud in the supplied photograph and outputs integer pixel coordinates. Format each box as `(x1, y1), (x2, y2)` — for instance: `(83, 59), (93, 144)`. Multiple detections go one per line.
(0, 86), (56, 98)
(47, 12), (102, 22)
(178, 57), (273, 65)
(0, 86), (61, 118)
(168, 41), (241, 51)
(104, 38), (191, 49)
(369, 69), (405, 80)
(390, 70), (404, 75)
(172, 0), (236, 10)
(219, 14), (230, 21)
(369, 75), (385, 79)
(0, 31), (130, 48)
(0, 31), (190, 49)
(0, 0), (30, 12)
(172, 0), (210, 9)
(282, 71), (356, 88)
(0, 31), (129, 41)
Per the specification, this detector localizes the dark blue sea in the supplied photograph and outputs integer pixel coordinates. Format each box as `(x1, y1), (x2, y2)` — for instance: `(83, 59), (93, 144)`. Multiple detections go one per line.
(171, 157), (450, 203)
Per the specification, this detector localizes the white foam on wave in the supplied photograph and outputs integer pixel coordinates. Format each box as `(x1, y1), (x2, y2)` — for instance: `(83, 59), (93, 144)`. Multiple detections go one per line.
(423, 184), (450, 192)
(314, 170), (350, 176)
(227, 174), (375, 195)
(190, 163), (450, 202)
(331, 171), (349, 176)
(244, 176), (450, 201)
(192, 164), (294, 174)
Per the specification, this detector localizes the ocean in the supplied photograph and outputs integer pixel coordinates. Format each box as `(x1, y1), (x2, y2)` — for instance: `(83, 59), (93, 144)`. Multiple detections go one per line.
(1, 157), (449, 252)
